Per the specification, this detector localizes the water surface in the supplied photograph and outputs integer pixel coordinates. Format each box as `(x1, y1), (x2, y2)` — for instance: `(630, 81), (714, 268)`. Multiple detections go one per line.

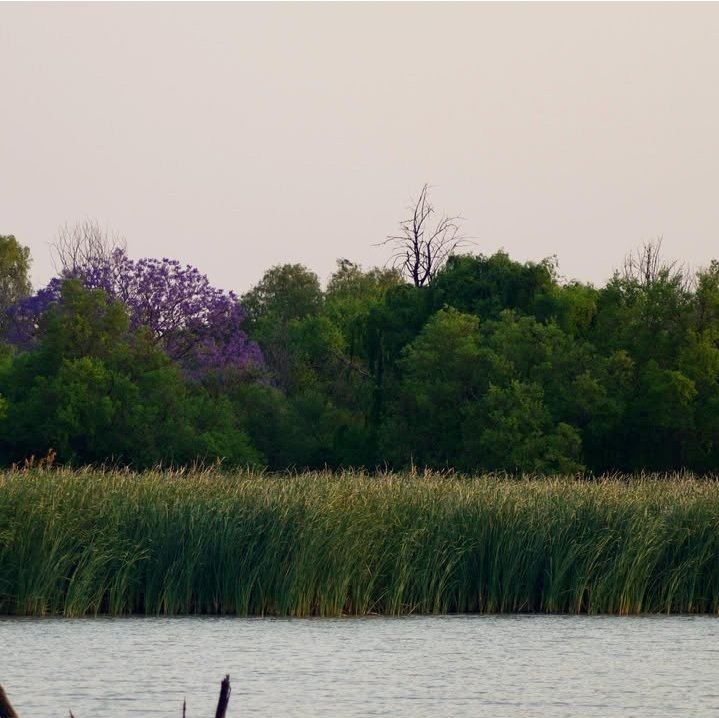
(2, 615), (718, 717)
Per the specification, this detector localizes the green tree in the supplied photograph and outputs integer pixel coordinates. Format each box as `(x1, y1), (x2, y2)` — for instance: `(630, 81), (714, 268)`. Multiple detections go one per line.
(241, 264), (323, 391)
(553, 281), (599, 339)
(325, 259), (402, 361)
(431, 252), (558, 322)
(677, 330), (719, 469)
(381, 307), (484, 467)
(0, 281), (261, 467)
(242, 263), (323, 331)
(693, 260), (719, 333)
(464, 380), (584, 474)
(0, 235), (32, 334)
(383, 307), (588, 472)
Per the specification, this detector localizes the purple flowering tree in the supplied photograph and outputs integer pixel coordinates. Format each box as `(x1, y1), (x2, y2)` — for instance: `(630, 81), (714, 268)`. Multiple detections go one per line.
(5, 282), (62, 350)
(7, 249), (264, 378)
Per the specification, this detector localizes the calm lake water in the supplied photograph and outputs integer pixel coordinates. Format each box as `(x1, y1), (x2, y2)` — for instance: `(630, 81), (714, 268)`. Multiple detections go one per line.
(2, 615), (719, 717)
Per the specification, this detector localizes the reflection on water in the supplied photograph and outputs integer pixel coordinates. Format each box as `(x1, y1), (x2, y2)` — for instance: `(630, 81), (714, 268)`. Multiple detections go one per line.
(2, 615), (719, 717)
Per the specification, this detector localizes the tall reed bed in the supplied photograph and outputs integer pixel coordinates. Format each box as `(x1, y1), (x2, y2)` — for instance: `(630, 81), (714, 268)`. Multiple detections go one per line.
(0, 469), (718, 616)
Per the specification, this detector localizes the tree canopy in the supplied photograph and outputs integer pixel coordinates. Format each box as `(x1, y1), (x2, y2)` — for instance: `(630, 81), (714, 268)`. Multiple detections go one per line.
(2, 231), (719, 473)
(0, 235), (31, 335)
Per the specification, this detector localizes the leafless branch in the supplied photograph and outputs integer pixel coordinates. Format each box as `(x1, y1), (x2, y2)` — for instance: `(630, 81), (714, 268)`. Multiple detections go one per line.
(379, 184), (468, 287)
(622, 236), (690, 290)
(51, 218), (126, 277)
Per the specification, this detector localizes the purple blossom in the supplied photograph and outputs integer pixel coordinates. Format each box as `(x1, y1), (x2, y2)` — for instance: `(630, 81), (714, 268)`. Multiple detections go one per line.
(5, 279), (64, 350)
(6, 249), (264, 378)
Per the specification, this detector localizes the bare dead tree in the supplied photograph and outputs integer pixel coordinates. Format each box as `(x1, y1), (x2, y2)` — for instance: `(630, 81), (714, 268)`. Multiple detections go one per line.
(381, 184), (467, 287)
(51, 218), (126, 277)
(622, 236), (690, 290)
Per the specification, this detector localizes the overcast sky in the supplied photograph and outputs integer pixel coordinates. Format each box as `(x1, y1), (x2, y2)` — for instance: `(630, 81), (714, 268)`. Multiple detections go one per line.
(2, 3), (718, 294)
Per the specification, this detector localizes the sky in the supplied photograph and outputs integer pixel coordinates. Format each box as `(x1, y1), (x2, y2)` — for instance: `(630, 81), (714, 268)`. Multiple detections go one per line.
(1, 3), (718, 295)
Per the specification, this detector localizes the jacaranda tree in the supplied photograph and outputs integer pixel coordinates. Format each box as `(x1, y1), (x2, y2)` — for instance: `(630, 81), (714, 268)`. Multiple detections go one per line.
(7, 249), (263, 378)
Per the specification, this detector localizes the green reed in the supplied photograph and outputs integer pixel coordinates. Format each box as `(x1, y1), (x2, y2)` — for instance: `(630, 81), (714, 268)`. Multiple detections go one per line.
(1, 469), (718, 616)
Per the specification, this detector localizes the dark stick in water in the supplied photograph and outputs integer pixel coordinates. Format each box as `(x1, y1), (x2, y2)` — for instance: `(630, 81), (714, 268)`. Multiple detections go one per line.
(0, 686), (19, 718)
(0, 677), (230, 718)
(215, 675), (231, 718)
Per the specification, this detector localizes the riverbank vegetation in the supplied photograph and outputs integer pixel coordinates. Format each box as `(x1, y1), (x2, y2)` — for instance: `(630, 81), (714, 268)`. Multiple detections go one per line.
(3, 214), (719, 474)
(1, 469), (718, 616)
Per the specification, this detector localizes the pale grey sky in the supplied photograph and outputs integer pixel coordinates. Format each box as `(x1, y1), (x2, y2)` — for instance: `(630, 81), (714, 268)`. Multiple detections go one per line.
(1, 2), (718, 294)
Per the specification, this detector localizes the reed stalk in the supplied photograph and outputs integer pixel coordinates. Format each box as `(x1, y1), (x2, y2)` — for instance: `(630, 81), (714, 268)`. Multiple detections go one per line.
(1, 469), (717, 616)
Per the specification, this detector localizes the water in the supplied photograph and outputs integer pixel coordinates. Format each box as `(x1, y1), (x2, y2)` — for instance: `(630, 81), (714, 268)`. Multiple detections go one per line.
(2, 615), (718, 717)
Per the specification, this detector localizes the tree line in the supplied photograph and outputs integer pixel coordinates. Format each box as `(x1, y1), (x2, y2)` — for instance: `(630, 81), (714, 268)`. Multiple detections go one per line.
(2, 206), (719, 473)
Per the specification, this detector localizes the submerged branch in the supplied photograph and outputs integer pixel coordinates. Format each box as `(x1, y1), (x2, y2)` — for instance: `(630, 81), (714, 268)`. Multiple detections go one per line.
(0, 677), (232, 718)
(0, 686), (19, 718)
(214, 675), (231, 718)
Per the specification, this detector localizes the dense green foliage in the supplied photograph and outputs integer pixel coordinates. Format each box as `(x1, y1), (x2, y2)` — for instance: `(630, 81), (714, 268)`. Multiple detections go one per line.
(0, 235), (31, 334)
(1, 469), (718, 616)
(2, 236), (719, 472)
(233, 249), (719, 474)
(0, 281), (259, 468)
